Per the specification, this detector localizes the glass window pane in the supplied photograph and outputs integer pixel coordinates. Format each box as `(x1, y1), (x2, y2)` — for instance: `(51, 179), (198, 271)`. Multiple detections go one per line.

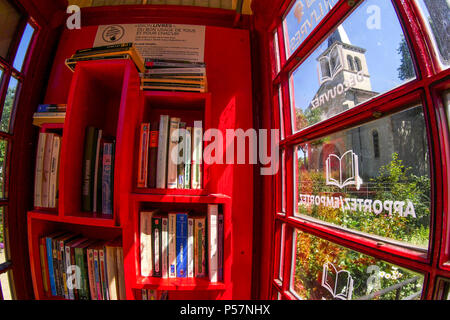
(0, 76), (19, 133)
(290, 0), (416, 132)
(278, 223), (286, 281)
(12, 23), (35, 72)
(281, 150), (286, 212)
(274, 31), (281, 74)
(296, 106), (431, 249)
(414, 0), (449, 67)
(0, 139), (7, 199)
(278, 86), (285, 140)
(291, 229), (425, 300)
(0, 0), (21, 59)
(0, 207), (7, 263)
(444, 90), (450, 133)
(283, 0), (339, 58)
(0, 270), (13, 300)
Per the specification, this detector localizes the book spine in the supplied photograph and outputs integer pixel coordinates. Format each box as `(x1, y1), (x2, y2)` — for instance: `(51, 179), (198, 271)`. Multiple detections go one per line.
(48, 135), (61, 209)
(102, 142), (114, 215)
(167, 117), (181, 189)
(93, 249), (102, 300)
(99, 248), (109, 300)
(210, 0), (220, 8)
(187, 218), (194, 278)
(184, 127), (192, 189)
(218, 213), (224, 282)
(168, 213), (177, 278)
(65, 245), (74, 299)
(87, 248), (97, 300)
(137, 123), (150, 188)
(41, 133), (54, 208)
(176, 213), (188, 278)
(156, 115), (169, 188)
(221, 0), (232, 9)
(208, 204), (218, 282)
(37, 104), (66, 113)
(93, 130), (103, 212)
(106, 246), (118, 300)
(39, 238), (49, 295)
(141, 289), (147, 300)
(148, 122), (159, 189)
(52, 238), (61, 296)
(82, 127), (97, 212)
(152, 217), (162, 277)
(75, 247), (88, 300)
(192, 121), (203, 189)
(140, 211), (153, 277)
(70, 245), (79, 300)
(116, 247), (126, 300)
(45, 237), (57, 296)
(59, 240), (69, 299)
(75, 42), (133, 55)
(161, 217), (169, 279)
(34, 133), (47, 207)
(177, 123), (186, 189)
(194, 218), (206, 278)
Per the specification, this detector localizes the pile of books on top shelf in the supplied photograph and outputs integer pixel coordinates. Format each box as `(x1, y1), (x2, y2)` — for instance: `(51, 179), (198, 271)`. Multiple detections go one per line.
(33, 104), (66, 127)
(39, 233), (126, 300)
(34, 132), (62, 209)
(138, 117), (203, 189)
(81, 126), (115, 214)
(65, 43), (145, 73)
(140, 59), (207, 93)
(140, 204), (224, 282)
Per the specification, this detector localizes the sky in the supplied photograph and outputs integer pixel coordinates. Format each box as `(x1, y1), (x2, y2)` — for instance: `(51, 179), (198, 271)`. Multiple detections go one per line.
(284, 0), (414, 122)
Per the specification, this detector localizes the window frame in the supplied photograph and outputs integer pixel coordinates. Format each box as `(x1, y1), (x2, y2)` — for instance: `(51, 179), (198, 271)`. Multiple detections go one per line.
(268, 0), (450, 300)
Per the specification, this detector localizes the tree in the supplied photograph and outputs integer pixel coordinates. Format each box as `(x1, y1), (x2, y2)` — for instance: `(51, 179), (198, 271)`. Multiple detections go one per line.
(397, 36), (415, 81)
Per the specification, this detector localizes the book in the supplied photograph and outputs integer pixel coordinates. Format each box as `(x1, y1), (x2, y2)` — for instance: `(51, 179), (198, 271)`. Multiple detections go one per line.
(218, 212), (224, 281)
(86, 246), (97, 300)
(45, 231), (66, 296)
(37, 104), (67, 113)
(74, 239), (97, 300)
(82, 127), (98, 212)
(192, 121), (203, 189)
(187, 218), (194, 278)
(208, 204), (218, 282)
(74, 43), (133, 56)
(92, 245), (103, 300)
(105, 241), (119, 300)
(325, 150), (362, 190)
(39, 237), (50, 294)
(176, 213), (188, 278)
(168, 213), (177, 278)
(65, 237), (88, 300)
(116, 247), (126, 300)
(156, 115), (169, 189)
(184, 127), (192, 189)
(141, 85), (206, 93)
(161, 217), (169, 279)
(177, 122), (186, 189)
(93, 129), (103, 212)
(99, 246), (109, 300)
(48, 135), (61, 209)
(321, 261), (354, 300)
(194, 217), (206, 278)
(167, 117), (181, 189)
(137, 123), (150, 188)
(102, 141), (115, 215)
(148, 121), (159, 189)
(143, 67), (206, 76)
(152, 216), (162, 277)
(41, 133), (55, 208)
(140, 210), (157, 276)
(144, 58), (206, 69)
(57, 233), (80, 299)
(34, 133), (47, 207)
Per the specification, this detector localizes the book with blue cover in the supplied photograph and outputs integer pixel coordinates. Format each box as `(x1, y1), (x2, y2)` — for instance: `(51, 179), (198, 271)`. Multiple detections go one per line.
(176, 213), (188, 278)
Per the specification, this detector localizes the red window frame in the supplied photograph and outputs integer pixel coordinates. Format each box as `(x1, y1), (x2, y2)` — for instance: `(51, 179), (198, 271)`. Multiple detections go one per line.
(268, 0), (450, 300)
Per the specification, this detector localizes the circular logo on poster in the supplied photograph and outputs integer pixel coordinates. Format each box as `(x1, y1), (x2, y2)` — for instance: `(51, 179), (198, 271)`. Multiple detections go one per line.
(102, 25), (125, 43)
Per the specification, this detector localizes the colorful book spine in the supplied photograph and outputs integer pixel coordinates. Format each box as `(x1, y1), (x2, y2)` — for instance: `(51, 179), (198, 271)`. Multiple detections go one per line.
(45, 235), (57, 296)
(156, 115), (169, 188)
(93, 249), (102, 300)
(218, 213), (224, 282)
(41, 133), (54, 208)
(140, 210), (154, 277)
(34, 133), (47, 207)
(99, 248), (109, 300)
(176, 213), (188, 278)
(82, 127), (98, 212)
(87, 248), (97, 300)
(177, 122), (186, 189)
(187, 218), (194, 278)
(161, 217), (169, 279)
(167, 117), (181, 189)
(48, 135), (61, 209)
(148, 121), (159, 189)
(192, 121), (203, 189)
(208, 204), (218, 282)
(102, 141), (114, 215)
(39, 237), (50, 295)
(65, 244), (74, 299)
(152, 217), (162, 277)
(168, 213), (177, 278)
(105, 244), (118, 300)
(138, 123), (150, 188)
(184, 127), (192, 189)
(51, 237), (61, 296)
(194, 217), (206, 278)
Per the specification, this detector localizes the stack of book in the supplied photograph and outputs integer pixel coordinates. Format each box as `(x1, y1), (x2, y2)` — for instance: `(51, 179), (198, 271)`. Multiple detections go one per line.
(33, 104), (66, 127)
(34, 132), (62, 209)
(141, 59), (207, 93)
(39, 233), (126, 300)
(140, 204), (224, 282)
(137, 117), (203, 189)
(136, 289), (169, 300)
(65, 43), (145, 73)
(81, 126), (115, 214)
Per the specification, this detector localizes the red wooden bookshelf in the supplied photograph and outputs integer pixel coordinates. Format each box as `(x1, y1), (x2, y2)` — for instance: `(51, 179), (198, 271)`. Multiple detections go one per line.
(27, 15), (254, 300)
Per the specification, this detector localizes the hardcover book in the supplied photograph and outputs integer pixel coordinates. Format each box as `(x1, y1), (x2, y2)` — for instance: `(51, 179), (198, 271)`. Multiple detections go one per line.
(82, 126), (98, 212)
(176, 213), (188, 278)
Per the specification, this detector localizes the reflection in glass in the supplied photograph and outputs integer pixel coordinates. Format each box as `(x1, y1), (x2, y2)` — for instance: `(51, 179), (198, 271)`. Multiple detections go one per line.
(0, 0), (21, 59)
(278, 223), (286, 281)
(444, 90), (450, 133)
(291, 230), (424, 300)
(290, 0), (416, 132)
(0, 207), (6, 263)
(12, 23), (35, 72)
(415, 0), (449, 66)
(0, 139), (7, 199)
(0, 76), (19, 133)
(296, 106), (431, 249)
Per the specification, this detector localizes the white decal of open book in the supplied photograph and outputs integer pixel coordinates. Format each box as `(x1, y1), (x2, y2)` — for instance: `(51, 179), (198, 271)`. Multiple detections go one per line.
(321, 262), (354, 300)
(325, 150), (363, 190)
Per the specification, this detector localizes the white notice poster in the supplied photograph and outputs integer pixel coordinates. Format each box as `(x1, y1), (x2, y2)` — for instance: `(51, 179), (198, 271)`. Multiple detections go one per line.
(93, 24), (206, 62)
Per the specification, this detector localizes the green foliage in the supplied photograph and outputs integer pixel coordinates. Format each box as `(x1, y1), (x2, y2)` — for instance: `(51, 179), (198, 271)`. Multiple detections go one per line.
(397, 36), (415, 81)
